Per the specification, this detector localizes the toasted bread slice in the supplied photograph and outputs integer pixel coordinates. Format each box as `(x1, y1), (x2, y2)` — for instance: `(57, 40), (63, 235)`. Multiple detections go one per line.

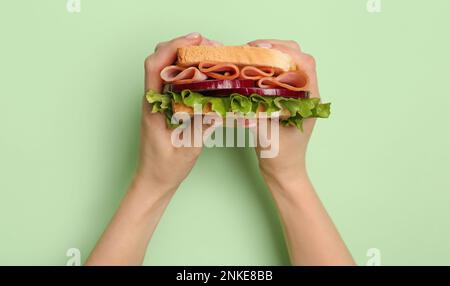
(177, 46), (296, 72)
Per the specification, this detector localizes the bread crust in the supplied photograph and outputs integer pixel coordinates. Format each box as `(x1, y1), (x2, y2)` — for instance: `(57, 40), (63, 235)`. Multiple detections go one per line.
(177, 46), (296, 72)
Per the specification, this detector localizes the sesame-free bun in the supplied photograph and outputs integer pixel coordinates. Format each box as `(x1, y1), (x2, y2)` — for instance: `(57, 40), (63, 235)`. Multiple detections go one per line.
(177, 45), (296, 72)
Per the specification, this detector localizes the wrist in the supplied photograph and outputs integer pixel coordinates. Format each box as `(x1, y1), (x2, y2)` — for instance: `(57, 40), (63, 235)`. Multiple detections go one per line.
(259, 160), (307, 188)
(129, 171), (178, 209)
(134, 165), (181, 194)
(260, 166), (313, 201)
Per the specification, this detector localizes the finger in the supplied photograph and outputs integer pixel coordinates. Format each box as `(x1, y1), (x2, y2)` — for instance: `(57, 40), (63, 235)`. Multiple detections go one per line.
(201, 37), (223, 46)
(154, 35), (219, 52)
(145, 32), (203, 92)
(154, 40), (168, 52)
(248, 41), (300, 62)
(247, 40), (308, 70)
(247, 40), (305, 71)
(154, 33), (202, 67)
(208, 39), (224, 46)
(248, 39), (301, 51)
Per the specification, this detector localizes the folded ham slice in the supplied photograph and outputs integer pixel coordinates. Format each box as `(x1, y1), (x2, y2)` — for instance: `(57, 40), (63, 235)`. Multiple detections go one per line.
(198, 62), (240, 80)
(257, 71), (309, 91)
(160, 65), (207, 84)
(240, 66), (275, 80)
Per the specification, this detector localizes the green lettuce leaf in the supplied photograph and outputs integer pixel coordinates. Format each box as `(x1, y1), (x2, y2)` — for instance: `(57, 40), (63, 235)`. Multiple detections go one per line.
(250, 95), (279, 115)
(281, 113), (305, 131)
(314, 102), (331, 118)
(231, 93), (252, 114)
(274, 97), (320, 118)
(180, 90), (204, 107)
(208, 97), (230, 117)
(144, 89), (331, 130)
(145, 90), (171, 112)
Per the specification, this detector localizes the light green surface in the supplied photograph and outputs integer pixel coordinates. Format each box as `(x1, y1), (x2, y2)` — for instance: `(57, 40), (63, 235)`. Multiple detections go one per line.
(1, 0), (449, 266)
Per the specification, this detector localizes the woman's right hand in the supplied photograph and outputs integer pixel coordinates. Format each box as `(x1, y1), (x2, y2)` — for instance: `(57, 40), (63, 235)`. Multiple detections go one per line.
(247, 39), (354, 265)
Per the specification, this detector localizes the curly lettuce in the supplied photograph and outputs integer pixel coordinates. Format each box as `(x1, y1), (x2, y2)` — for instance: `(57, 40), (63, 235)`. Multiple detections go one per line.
(145, 90), (330, 130)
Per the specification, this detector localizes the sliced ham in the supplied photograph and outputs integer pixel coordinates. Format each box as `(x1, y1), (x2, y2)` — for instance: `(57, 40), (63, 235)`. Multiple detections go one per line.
(160, 65), (207, 84)
(240, 66), (275, 80)
(257, 71), (309, 91)
(198, 62), (240, 80)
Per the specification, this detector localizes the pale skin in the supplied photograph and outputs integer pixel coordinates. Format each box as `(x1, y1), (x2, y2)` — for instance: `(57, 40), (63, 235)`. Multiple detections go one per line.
(85, 33), (355, 266)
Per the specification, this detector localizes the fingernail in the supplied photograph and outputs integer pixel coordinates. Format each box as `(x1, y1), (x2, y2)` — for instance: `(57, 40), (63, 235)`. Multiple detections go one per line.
(256, 43), (272, 48)
(185, 32), (201, 39)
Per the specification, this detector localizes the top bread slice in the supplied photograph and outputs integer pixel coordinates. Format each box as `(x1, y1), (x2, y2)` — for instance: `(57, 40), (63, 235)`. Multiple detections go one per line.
(177, 45), (296, 72)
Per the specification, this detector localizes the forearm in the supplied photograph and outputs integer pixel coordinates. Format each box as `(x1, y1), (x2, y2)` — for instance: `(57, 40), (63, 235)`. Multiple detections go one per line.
(85, 175), (176, 265)
(263, 171), (355, 266)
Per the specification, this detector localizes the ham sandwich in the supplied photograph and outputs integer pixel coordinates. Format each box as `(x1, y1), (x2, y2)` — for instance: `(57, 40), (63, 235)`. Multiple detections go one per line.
(146, 45), (331, 130)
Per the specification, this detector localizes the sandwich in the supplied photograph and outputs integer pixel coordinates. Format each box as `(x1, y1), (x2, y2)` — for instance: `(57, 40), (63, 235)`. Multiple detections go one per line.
(145, 45), (331, 130)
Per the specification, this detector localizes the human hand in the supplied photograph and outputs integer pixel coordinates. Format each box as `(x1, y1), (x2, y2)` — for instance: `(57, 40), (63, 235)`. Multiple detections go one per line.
(137, 33), (219, 194)
(248, 39), (320, 193)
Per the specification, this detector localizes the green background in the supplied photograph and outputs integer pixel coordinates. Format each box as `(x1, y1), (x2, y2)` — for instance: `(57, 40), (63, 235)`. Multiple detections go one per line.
(1, 0), (449, 266)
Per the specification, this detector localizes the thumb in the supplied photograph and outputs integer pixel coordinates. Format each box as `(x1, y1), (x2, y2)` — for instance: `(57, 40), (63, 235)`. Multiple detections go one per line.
(145, 33), (203, 92)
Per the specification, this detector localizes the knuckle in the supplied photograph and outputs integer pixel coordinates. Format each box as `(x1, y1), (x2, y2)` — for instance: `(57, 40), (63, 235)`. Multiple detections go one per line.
(288, 40), (300, 47)
(167, 37), (183, 47)
(154, 41), (165, 52)
(303, 54), (316, 68)
(144, 54), (156, 71)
